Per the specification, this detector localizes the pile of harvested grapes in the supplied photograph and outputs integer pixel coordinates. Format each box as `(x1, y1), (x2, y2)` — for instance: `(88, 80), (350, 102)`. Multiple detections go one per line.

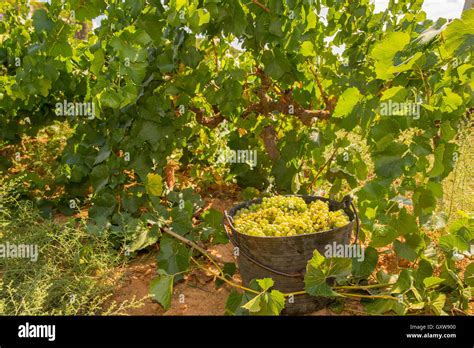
(233, 196), (349, 237)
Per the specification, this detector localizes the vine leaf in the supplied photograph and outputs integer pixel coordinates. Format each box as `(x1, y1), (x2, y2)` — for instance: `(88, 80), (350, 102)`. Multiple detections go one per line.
(241, 278), (286, 315)
(149, 269), (174, 310)
(32, 9), (54, 34)
(464, 263), (474, 287)
(369, 224), (400, 248)
(443, 9), (474, 55)
(423, 276), (445, 289)
(225, 289), (253, 316)
(352, 246), (378, 278)
(215, 262), (236, 288)
(369, 31), (410, 80)
(201, 209), (228, 244)
(333, 87), (362, 118)
(156, 235), (190, 280)
(90, 164), (110, 192)
(305, 249), (351, 297)
(146, 173), (163, 197)
(300, 41), (315, 57)
(427, 292), (447, 315)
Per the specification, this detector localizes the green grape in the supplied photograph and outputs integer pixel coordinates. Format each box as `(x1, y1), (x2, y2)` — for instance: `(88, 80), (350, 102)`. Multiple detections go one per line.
(233, 196), (349, 237)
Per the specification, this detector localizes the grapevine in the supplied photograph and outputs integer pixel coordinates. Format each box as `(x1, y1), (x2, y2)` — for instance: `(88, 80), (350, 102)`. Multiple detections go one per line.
(0, 0), (472, 316)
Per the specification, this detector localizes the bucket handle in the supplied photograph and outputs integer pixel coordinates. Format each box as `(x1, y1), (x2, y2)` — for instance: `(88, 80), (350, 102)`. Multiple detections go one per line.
(223, 212), (304, 278)
(340, 195), (360, 244)
(223, 195), (360, 279)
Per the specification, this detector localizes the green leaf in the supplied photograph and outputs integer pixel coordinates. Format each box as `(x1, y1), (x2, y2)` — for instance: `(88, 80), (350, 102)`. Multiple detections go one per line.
(170, 205), (193, 236)
(448, 212), (474, 237)
(380, 86), (408, 102)
(201, 208), (227, 243)
(300, 41), (315, 57)
(175, 0), (186, 11)
(374, 155), (405, 179)
(32, 9), (54, 34)
(196, 8), (210, 26)
(333, 87), (362, 118)
(256, 278), (274, 291)
(225, 290), (252, 316)
(369, 32), (410, 80)
(91, 49), (105, 76)
(305, 249), (351, 298)
(70, 0), (107, 20)
(352, 246), (378, 278)
(439, 234), (469, 253)
(441, 88), (463, 112)
(269, 19), (284, 37)
(242, 289), (285, 316)
(428, 292), (447, 315)
(126, 224), (160, 252)
(415, 259), (433, 287)
(146, 173), (163, 197)
(149, 270), (174, 310)
(93, 145), (111, 166)
(262, 49), (291, 80)
(88, 192), (116, 220)
(156, 235), (190, 278)
(90, 164), (109, 192)
(428, 144), (445, 178)
(443, 9), (474, 55)
(241, 293), (263, 313)
(391, 269), (413, 294)
(392, 209), (419, 236)
(393, 239), (418, 262)
(423, 276), (445, 289)
(99, 89), (122, 109)
(464, 262), (474, 287)
(216, 262), (236, 288)
(305, 10), (317, 30)
(363, 298), (398, 314)
(413, 187), (437, 221)
(369, 224), (400, 248)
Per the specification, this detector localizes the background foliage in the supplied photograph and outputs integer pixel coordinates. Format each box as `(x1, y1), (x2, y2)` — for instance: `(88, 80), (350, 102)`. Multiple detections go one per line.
(0, 0), (472, 315)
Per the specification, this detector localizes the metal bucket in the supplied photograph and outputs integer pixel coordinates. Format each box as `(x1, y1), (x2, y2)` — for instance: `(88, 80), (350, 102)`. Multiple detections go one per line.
(223, 195), (359, 315)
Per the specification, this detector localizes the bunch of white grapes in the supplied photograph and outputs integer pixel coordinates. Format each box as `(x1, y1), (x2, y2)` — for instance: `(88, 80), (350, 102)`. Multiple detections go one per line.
(233, 196), (350, 237)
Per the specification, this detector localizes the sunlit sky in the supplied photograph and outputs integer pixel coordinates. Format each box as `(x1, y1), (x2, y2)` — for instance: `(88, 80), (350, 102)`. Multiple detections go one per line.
(373, 0), (465, 19)
(36, 0), (467, 26)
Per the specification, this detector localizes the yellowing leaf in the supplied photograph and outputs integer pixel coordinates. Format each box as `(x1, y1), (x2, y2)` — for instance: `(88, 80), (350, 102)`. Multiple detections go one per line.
(300, 41), (315, 57)
(146, 173), (163, 196)
(196, 8), (210, 26)
(380, 86), (407, 102)
(441, 88), (463, 112)
(333, 87), (362, 118)
(306, 10), (317, 30)
(175, 0), (186, 11)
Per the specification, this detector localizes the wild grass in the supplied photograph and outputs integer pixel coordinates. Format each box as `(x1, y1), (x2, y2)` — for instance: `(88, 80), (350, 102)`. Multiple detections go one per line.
(0, 179), (144, 315)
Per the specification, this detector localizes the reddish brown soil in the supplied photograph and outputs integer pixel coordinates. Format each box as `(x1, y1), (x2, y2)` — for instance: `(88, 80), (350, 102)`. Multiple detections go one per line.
(110, 243), (367, 316)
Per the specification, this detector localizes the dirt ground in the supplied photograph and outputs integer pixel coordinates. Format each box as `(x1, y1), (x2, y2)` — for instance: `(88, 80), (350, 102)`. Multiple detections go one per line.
(111, 242), (368, 316)
(111, 244), (238, 316)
